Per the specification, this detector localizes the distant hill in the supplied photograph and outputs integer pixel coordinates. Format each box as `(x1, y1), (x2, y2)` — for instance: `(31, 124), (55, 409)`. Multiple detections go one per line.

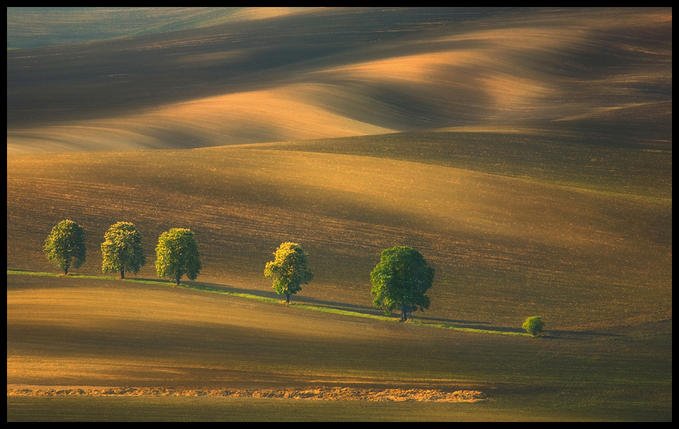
(7, 7), (671, 152)
(7, 7), (324, 49)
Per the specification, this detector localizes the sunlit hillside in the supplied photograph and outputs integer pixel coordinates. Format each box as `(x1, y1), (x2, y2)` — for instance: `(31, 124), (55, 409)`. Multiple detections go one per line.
(7, 131), (671, 329)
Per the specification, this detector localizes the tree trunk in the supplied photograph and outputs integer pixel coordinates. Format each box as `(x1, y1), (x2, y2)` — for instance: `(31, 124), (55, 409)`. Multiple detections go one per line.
(120, 268), (125, 279)
(285, 293), (290, 304)
(63, 268), (68, 275)
(175, 274), (181, 286)
(401, 306), (409, 322)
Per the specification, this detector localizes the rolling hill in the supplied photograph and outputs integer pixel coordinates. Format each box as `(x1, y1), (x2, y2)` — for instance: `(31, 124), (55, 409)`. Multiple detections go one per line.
(7, 7), (671, 153)
(6, 6), (672, 422)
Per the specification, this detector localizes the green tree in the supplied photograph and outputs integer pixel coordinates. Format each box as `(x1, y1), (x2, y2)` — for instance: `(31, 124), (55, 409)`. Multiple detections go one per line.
(370, 246), (434, 321)
(522, 316), (545, 337)
(101, 221), (146, 279)
(264, 242), (313, 304)
(155, 228), (201, 285)
(43, 219), (86, 275)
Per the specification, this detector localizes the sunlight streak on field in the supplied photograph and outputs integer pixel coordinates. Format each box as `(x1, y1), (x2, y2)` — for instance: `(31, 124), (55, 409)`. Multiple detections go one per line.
(226, 7), (327, 22)
(8, 85), (393, 153)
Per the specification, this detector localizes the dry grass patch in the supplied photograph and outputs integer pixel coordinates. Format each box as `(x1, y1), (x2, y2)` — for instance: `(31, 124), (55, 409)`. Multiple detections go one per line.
(7, 385), (486, 403)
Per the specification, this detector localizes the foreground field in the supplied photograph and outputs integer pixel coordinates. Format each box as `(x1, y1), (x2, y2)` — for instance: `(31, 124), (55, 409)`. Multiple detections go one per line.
(9, 394), (670, 422)
(6, 274), (672, 421)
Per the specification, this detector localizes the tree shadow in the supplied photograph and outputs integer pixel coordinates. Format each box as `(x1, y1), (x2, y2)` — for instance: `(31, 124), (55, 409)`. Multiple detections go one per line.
(540, 329), (624, 341)
(187, 279), (496, 327)
(131, 277), (377, 313)
(416, 315), (492, 326)
(127, 276), (622, 340)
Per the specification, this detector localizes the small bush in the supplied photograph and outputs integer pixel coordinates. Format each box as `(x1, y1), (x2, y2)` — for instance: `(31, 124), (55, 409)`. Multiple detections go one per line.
(522, 316), (544, 337)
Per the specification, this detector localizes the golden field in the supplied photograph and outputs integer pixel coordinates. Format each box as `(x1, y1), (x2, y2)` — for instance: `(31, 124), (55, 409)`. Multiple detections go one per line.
(6, 6), (671, 421)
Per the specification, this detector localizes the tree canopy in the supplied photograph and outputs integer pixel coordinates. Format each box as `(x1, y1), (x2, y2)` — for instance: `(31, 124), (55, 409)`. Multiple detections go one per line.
(155, 228), (201, 285)
(522, 316), (545, 337)
(43, 219), (86, 275)
(264, 241), (313, 303)
(101, 221), (145, 279)
(370, 245), (434, 321)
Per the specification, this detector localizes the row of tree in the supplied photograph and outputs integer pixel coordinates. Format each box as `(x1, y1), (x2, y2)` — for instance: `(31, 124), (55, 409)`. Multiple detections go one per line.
(262, 241), (435, 322)
(44, 220), (200, 285)
(42, 219), (544, 334)
(43, 219), (435, 321)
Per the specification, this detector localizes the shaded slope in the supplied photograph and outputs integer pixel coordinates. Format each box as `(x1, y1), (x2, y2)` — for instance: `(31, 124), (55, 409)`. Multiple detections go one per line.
(7, 7), (324, 49)
(255, 129), (672, 199)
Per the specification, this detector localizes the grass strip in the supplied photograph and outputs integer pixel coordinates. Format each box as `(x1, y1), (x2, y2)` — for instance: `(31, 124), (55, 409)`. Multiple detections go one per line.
(7, 269), (530, 337)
